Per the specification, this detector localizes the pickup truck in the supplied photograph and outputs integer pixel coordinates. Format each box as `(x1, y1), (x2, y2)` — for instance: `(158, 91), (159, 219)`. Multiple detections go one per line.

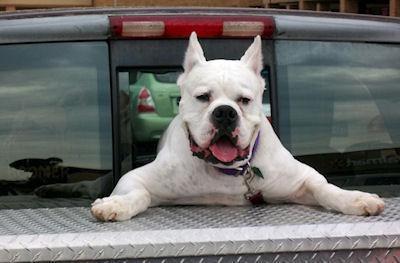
(0, 7), (399, 262)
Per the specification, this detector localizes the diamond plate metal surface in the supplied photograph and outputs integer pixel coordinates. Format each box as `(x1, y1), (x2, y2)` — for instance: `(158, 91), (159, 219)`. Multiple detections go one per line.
(0, 197), (400, 262)
(63, 248), (400, 263)
(0, 195), (91, 210)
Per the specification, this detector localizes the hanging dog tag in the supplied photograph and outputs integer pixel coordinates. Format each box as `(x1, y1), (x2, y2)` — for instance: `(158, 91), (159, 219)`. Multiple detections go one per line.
(251, 166), (264, 178)
(243, 164), (265, 204)
(248, 191), (264, 205)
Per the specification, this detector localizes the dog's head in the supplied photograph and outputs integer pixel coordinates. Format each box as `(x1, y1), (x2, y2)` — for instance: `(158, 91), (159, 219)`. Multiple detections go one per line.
(178, 32), (265, 167)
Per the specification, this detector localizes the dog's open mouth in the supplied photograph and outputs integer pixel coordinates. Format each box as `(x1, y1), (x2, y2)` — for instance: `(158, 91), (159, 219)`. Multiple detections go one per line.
(189, 131), (250, 165)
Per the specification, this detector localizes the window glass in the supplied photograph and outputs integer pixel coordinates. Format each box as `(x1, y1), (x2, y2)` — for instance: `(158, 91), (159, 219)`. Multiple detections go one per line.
(276, 41), (400, 195)
(118, 68), (271, 171)
(154, 71), (182, 83)
(0, 42), (112, 208)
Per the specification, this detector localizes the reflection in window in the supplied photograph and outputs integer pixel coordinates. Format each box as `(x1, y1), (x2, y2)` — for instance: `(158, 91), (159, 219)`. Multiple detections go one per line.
(276, 41), (400, 195)
(0, 42), (112, 206)
(276, 41), (400, 155)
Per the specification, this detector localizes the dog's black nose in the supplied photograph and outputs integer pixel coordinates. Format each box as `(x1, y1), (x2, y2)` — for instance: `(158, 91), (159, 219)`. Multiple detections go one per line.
(211, 105), (238, 130)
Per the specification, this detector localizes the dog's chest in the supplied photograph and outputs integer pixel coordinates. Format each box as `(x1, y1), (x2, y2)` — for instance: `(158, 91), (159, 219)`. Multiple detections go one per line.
(169, 166), (265, 199)
(184, 170), (248, 194)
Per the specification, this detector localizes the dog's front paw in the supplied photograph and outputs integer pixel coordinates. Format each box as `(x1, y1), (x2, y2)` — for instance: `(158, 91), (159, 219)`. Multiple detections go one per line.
(91, 196), (134, 222)
(341, 191), (385, 216)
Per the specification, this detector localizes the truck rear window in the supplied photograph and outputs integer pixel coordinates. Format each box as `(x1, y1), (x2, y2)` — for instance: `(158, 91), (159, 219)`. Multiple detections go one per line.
(276, 41), (400, 196)
(0, 42), (112, 208)
(118, 67), (271, 170)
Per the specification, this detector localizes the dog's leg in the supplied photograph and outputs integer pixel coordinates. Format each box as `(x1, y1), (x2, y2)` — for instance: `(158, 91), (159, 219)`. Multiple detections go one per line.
(90, 172), (151, 221)
(290, 165), (385, 216)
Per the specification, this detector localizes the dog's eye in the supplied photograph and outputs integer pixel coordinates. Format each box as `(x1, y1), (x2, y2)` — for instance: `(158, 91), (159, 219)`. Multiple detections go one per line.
(238, 97), (251, 105)
(196, 93), (210, 102)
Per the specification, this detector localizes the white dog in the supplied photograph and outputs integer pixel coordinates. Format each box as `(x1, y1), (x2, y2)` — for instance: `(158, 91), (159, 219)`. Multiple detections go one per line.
(91, 32), (384, 221)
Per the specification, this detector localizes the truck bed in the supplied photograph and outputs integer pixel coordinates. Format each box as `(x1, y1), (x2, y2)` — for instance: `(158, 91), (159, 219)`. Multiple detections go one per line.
(1, 196), (399, 262)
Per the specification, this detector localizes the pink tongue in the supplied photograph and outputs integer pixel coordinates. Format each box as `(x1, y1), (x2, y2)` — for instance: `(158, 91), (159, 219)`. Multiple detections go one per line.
(209, 137), (238, 163)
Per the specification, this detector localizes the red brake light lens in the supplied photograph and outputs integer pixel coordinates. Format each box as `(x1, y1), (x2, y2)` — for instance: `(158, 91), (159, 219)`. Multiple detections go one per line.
(137, 87), (155, 113)
(138, 87), (151, 99)
(110, 15), (275, 39)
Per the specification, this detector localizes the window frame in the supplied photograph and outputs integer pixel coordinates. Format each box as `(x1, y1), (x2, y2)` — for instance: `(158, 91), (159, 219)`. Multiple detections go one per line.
(109, 39), (276, 180)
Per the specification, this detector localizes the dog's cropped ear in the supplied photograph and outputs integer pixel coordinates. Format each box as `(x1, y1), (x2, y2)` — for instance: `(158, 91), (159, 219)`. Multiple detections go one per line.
(183, 32), (206, 73)
(240, 35), (263, 74)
